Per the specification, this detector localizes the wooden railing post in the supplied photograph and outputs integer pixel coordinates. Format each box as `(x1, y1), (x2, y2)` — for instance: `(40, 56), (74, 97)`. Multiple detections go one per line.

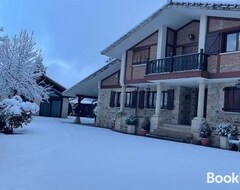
(146, 58), (149, 75)
(170, 53), (174, 72)
(199, 49), (203, 70)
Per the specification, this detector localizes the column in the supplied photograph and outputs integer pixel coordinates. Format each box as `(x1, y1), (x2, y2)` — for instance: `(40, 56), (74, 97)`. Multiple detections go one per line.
(198, 15), (207, 53)
(157, 25), (167, 59)
(150, 83), (163, 133)
(155, 83), (163, 115)
(74, 96), (81, 123)
(119, 51), (126, 86)
(119, 85), (126, 112)
(197, 80), (206, 118)
(61, 97), (69, 118)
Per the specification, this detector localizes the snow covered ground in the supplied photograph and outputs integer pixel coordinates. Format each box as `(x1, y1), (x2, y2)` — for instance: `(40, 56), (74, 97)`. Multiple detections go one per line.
(1, 116), (240, 190)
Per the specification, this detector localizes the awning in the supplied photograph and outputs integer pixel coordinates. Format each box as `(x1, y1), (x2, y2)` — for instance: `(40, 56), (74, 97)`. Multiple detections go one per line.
(63, 59), (121, 98)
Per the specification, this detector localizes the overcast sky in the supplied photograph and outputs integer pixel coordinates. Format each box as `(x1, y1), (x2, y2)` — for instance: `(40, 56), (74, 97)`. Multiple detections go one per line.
(0, 0), (238, 88)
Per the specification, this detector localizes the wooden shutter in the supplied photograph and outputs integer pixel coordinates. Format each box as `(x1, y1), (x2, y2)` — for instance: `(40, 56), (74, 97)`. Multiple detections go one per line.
(205, 31), (221, 55)
(132, 91), (138, 108)
(109, 91), (116, 108)
(116, 92), (121, 107)
(167, 89), (174, 110)
(138, 91), (145, 109)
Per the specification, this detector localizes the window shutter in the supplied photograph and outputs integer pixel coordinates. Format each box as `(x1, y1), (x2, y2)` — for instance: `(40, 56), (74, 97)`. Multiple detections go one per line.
(116, 92), (121, 107)
(138, 91), (145, 109)
(109, 91), (116, 108)
(132, 91), (138, 108)
(167, 89), (174, 110)
(205, 31), (221, 55)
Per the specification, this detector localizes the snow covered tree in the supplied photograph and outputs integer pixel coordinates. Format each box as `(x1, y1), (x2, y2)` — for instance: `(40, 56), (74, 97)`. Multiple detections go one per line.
(0, 29), (48, 101)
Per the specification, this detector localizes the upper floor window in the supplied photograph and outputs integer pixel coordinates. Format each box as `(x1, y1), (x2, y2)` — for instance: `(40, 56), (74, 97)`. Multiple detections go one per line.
(223, 87), (240, 112)
(132, 47), (150, 65)
(225, 32), (240, 52)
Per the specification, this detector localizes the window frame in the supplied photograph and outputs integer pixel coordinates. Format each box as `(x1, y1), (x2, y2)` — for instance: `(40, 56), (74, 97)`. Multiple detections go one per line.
(146, 91), (157, 109)
(132, 46), (151, 65)
(161, 91), (168, 109)
(125, 92), (133, 108)
(224, 31), (240, 53)
(223, 87), (240, 112)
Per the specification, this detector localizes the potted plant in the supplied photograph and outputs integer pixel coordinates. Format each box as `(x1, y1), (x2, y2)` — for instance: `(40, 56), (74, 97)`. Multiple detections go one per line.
(216, 122), (234, 149)
(199, 121), (212, 146)
(125, 115), (137, 134)
(138, 118), (150, 136)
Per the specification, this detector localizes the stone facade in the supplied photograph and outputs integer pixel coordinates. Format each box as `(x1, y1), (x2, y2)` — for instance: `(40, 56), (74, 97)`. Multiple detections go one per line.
(97, 85), (199, 133)
(97, 15), (240, 148)
(204, 82), (240, 147)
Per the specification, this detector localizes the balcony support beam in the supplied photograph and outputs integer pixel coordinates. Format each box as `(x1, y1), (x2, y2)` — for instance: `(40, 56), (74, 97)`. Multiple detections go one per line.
(157, 25), (167, 59)
(198, 15), (207, 53)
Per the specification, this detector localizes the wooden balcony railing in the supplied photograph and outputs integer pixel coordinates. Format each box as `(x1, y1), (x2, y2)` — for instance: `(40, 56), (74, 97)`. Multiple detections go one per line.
(146, 49), (208, 75)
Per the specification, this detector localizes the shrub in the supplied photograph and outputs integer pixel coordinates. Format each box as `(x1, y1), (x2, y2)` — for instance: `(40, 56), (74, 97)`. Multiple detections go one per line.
(0, 96), (39, 133)
(216, 122), (235, 137)
(141, 118), (150, 131)
(125, 115), (137, 125)
(199, 121), (212, 138)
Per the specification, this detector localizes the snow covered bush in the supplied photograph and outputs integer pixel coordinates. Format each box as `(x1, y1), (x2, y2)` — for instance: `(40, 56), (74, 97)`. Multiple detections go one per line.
(0, 96), (39, 133)
(199, 121), (212, 138)
(216, 122), (235, 137)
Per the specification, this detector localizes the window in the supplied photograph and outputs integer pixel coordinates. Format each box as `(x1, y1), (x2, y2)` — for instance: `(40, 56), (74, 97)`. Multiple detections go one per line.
(132, 47), (150, 65)
(109, 91), (116, 108)
(125, 91), (138, 108)
(116, 92), (121, 107)
(225, 32), (240, 52)
(125, 92), (133, 108)
(146, 90), (174, 110)
(147, 91), (157, 109)
(161, 91), (168, 109)
(223, 87), (240, 112)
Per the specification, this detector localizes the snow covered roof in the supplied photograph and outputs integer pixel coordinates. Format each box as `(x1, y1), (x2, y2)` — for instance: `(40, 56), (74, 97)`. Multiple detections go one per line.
(101, 1), (240, 58)
(63, 59), (120, 98)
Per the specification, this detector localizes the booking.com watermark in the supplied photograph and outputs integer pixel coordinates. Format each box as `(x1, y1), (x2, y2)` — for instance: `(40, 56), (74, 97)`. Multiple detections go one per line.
(207, 172), (240, 184)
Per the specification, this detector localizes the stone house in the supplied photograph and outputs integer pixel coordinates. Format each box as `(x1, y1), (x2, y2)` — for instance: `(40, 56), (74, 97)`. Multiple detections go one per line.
(96, 1), (240, 147)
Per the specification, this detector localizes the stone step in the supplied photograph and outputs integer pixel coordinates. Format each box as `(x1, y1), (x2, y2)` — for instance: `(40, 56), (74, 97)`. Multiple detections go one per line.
(150, 126), (192, 143)
(161, 123), (191, 130)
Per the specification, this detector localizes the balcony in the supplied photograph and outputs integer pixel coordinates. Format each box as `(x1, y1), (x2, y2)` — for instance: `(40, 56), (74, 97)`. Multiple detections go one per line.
(146, 50), (208, 75)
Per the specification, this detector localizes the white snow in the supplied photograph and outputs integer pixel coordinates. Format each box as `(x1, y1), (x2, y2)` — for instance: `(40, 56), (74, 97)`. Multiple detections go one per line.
(1, 116), (240, 190)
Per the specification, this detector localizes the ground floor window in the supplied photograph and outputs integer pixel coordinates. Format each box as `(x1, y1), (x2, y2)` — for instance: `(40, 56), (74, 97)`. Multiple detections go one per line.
(147, 91), (157, 109)
(125, 92), (133, 108)
(161, 91), (168, 109)
(223, 87), (240, 112)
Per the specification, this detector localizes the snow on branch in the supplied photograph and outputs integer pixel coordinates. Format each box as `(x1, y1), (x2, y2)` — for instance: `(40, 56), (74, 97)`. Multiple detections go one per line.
(0, 29), (49, 101)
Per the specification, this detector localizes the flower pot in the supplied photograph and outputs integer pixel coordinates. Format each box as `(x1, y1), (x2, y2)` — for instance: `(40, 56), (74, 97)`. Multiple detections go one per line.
(201, 137), (210, 146)
(220, 136), (228, 149)
(138, 129), (148, 136)
(126, 125), (135, 134)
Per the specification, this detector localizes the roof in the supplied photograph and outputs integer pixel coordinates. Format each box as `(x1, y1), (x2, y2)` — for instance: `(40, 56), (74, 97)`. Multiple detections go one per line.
(63, 59), (121, 98)
(101, 1), (240, 57)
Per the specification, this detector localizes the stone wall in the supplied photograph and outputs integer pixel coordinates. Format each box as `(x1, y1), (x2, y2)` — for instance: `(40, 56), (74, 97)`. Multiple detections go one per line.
(96, 85), (189, 132)
(206, 82), (240, 147)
